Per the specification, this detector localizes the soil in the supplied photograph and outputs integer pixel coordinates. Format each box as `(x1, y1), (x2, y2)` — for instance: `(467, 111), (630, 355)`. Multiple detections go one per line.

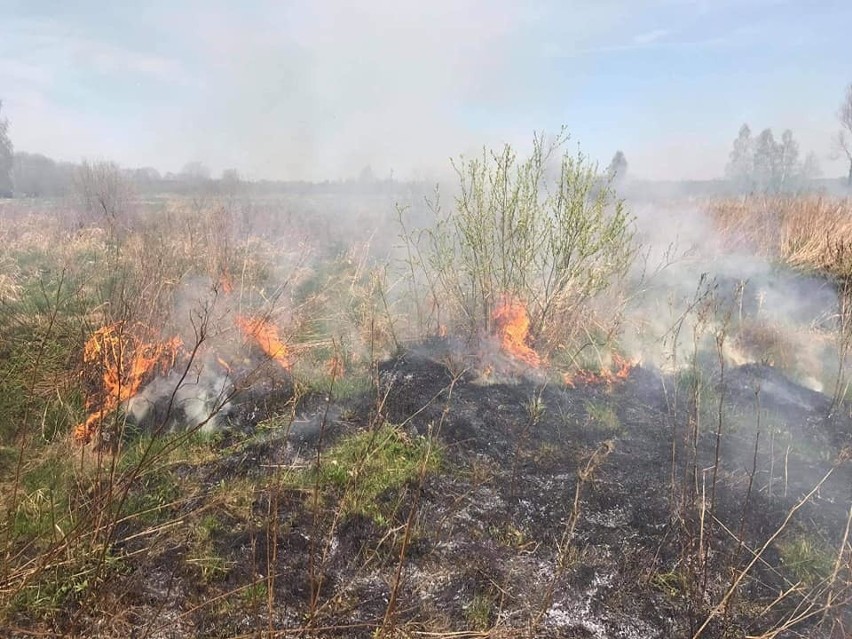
(11, 346), (852, 638)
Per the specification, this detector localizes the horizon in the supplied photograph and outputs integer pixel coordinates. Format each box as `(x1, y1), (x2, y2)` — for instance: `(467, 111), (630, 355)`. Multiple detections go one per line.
(1, 0), (850, 182)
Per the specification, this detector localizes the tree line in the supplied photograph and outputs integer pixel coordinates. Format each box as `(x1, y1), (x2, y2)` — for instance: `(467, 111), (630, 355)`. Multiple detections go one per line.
(724, 125), (820, 193)
(3, 83), (852, 197)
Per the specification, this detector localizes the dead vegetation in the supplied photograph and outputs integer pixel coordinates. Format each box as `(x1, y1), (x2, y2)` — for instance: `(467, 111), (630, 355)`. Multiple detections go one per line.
(707, 195), (852, 278)
(0, 153), (850, 638)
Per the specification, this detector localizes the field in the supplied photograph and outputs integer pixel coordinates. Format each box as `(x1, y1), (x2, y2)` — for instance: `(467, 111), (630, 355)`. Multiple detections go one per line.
(0, 148), (850, 638)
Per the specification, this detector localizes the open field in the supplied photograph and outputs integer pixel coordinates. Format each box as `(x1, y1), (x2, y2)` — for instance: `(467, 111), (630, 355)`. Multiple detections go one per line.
(3, 2), (852, 636)
(0, 157), (851, 638)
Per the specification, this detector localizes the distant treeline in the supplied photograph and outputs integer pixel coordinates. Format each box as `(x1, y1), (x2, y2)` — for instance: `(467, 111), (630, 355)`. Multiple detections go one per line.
(8, 152), (424, 199)
(5, 148), (849, 202)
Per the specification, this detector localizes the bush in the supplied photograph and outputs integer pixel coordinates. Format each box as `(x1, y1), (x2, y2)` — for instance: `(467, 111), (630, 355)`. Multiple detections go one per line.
(401, 129), (635, 352)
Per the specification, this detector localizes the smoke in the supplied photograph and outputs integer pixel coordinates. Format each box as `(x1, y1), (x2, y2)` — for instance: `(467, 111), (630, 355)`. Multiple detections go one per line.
(623, 200), (840, 391)
(8, 1), (849, 182)
(126, 362), (235, 434)
(116, 274), (295, 435)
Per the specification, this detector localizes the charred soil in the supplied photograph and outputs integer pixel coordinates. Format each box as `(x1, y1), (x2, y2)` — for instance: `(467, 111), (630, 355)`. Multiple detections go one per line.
(9, 348), (852, 638)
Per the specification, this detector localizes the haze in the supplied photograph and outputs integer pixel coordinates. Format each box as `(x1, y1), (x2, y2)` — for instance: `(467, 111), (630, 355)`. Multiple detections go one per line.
(1, 0), (850, 181)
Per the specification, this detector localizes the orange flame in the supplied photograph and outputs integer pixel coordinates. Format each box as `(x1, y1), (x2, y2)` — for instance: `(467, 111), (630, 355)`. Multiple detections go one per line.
(563, 354), (636, 388)
(326, 354), (345, 379)
(236, 315), (290, 369)
(218, 270), (234, 294)
(75, 323), (182, 443)
(492, 296), (541, 368)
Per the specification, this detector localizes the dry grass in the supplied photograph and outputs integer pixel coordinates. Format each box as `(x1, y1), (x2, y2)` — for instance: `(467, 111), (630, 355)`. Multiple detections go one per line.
(0, 193), (400, 633)
(708, 195), (852, 278)
(1, 190), (849, 637)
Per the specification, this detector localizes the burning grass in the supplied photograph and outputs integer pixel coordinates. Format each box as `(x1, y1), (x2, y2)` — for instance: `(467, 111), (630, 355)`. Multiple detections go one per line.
(1, 179), (851, 637)
(492, 295), (541, 369)
(75, 322), (183, 443)
(562, 353), (636, 388)
(235, 314), (291, 369)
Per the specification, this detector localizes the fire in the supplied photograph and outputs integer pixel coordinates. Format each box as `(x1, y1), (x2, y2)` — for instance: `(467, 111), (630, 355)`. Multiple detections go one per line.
(75, 323), (182, 443)
(326, 354), (345, 379)
(74, 311), (293, 443)
(563, 354), (636, 388)
(492, 296), (541, 368)
(219, 273), (234, 294)
(236, 315), (290, 369)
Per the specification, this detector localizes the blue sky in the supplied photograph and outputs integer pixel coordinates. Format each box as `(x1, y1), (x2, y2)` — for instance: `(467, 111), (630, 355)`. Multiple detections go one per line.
(1, 0), (849, 180)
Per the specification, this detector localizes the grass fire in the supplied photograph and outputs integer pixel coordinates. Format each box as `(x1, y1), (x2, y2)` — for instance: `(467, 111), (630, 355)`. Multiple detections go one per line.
(1, 4), (851, 638)
(492, 296), (542, 369)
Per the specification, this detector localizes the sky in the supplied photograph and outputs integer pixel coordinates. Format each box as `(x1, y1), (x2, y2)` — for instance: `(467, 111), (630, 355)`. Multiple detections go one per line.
(0, 0), (850, 181)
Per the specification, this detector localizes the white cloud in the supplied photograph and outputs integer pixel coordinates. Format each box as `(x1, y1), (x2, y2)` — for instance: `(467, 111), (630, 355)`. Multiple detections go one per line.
(633, 28), (669, 45)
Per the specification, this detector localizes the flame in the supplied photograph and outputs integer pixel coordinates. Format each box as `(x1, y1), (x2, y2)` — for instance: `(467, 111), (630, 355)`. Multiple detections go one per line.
(236, 315), (290, 369)
(563, 354), (636, 388)
(219, 275), (233, 294)
(492, 296), (541, 368)
(75, 323), (182, 443)
(326, 354), (345, 379)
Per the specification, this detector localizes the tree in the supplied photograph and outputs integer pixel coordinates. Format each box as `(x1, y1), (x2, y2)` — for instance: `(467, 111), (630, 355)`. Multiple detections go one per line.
(181, 161), (211, 181)
(801, 152), (821, 181)
(403, 130), (635, 349)
(221, 168), (240, 184)
(753, 128), (779, 192)
(606, 151), (628, 182)
(0, 101), (13, 196)
(838, 83), (852, 186)
(74, 160), (133, 238)
(725, 125), (812, 192)
(725, 124), (754, 191)
(777, 129), (799, 190)
(12, 152), (74, 197)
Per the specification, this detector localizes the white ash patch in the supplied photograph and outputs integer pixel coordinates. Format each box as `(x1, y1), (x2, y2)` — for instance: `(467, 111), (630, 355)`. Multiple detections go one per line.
(585, 506), (629, 529)
(546, 571), (661, 639)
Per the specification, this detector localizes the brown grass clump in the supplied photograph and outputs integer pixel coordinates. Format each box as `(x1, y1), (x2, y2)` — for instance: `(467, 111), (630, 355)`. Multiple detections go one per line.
(707, 195), (852, 278)
(732, 319), (797, 369)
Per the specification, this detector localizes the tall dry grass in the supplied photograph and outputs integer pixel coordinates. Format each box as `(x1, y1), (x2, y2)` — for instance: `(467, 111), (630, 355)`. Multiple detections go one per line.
(708, 195), (852, 278)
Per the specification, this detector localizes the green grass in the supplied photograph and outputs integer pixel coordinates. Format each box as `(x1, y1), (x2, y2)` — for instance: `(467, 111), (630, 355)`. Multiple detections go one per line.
(186, 514), (233, 583)
(585, 400), (622, 434)
(120, 462), (181, 525)
(291, 352), (373, 402)
(464, 591), (495, 631)
(650, 570), (688, 599)
(778, 532), (834, 587)
(300, 423), (442, 525)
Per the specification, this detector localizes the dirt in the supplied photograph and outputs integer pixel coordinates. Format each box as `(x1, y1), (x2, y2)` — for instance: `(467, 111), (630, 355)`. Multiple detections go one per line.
(12, 347), (852, 638)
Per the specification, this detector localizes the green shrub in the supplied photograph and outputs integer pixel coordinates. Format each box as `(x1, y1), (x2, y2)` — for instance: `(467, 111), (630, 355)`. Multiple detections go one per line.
(401, 129), (635, 351)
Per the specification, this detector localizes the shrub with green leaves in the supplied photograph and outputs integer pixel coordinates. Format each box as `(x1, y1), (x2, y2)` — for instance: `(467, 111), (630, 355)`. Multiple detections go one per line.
(401, 129), (636, 351)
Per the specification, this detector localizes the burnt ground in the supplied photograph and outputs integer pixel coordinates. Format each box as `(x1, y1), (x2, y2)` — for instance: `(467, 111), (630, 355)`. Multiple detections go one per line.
(11, 348), (852, 638)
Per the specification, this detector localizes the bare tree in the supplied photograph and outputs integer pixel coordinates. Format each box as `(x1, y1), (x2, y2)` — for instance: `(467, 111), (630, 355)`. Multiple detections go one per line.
(0, 100), (13, 196)
(838, 83), (852, 187)
(73, 159), (133, 238)
(753, 128), (780, 192)
(13, 152), (74, 197)
(181, 161), (211, 181)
